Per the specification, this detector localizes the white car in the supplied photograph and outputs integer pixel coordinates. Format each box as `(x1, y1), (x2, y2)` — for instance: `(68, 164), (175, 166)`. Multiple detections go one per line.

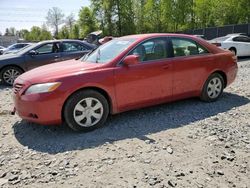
(209, 34), (250, 57)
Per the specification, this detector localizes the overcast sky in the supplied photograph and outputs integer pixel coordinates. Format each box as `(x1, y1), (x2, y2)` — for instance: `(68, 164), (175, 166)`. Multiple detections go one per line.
(0, 0), (90, 34)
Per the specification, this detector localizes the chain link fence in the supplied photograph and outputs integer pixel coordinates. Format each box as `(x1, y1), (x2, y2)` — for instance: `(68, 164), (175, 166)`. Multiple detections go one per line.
(182, 23), (250, 40)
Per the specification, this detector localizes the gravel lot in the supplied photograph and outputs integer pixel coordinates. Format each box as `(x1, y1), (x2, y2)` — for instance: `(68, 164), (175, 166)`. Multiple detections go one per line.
(0, 58), (249, 188)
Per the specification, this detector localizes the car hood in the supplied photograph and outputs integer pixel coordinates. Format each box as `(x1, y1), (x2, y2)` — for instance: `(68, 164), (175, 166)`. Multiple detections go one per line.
(0, 53), (20, 61)
(17, 59), (102, 84)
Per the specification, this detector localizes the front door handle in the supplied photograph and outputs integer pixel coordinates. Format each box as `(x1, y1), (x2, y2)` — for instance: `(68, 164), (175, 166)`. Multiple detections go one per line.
(162, 65), (170, 69)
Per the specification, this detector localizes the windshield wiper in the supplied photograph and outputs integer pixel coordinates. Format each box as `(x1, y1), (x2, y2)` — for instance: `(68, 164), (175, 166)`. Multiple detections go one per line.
(96, 48), (101, 63)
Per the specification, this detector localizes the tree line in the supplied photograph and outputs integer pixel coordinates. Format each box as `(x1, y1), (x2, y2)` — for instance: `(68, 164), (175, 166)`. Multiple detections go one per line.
(3, 0), (250, 41)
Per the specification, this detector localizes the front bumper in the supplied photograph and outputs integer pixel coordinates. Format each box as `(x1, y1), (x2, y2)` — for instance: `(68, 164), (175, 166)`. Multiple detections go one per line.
(13, 90), (64, 125)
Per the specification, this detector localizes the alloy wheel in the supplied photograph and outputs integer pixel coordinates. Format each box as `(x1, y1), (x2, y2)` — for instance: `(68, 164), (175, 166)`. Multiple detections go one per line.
(3, 68), (21, 85)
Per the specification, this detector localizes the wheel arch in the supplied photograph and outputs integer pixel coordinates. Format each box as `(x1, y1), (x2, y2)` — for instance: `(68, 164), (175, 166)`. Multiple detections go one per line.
(210, 70), (227, 88)
(61, 86), (114, 121)
(0, 64), (25, 74)
(228, 47), (237, 55)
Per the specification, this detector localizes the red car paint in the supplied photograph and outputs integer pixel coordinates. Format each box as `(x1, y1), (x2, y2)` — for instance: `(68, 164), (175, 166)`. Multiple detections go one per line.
(13, 34), (238, 125)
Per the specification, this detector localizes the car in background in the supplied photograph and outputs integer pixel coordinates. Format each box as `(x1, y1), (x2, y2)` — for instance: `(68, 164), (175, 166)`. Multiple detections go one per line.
(2, 43), (31, 55)
(209, 34), (250, 56)
(0, 46), (6, 55)
(99, 36), (114, 45)
(194, 35), (205, 39)
(12, 34), (238, 132)
(0, 39), (95, 85)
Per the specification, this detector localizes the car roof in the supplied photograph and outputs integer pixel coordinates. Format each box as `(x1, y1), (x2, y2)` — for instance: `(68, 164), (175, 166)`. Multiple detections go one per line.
(119, 33), (198, 40)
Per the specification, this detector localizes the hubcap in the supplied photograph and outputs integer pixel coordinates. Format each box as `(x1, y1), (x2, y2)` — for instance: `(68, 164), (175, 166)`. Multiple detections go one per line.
(3, 69), (21, 85)
(73, 97), (103, 127)
(207, 77), (222, 99)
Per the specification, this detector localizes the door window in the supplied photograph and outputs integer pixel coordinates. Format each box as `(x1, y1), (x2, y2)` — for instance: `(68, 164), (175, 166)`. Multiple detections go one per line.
(232, 36), (250, 42)
(36, 43), (60, 54)
(171, 38), (208, 57)
(130, 38), (168, 62)
(62, 42), (88, 52)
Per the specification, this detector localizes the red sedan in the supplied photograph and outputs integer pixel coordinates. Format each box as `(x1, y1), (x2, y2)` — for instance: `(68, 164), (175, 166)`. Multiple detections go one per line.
(13, 34), (238, 131)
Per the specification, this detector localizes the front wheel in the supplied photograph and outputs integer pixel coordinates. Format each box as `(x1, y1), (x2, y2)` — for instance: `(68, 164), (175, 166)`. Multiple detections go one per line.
(200, 73), (224, 102)
(0, 66), (23, 85)
(63, 90), (109, 132)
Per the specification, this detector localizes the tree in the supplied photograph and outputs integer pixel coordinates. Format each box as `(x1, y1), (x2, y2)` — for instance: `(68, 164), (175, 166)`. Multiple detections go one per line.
(70, 24), (80, 39)
(58, 25), (70, 39)
(4, 27), (17, 36)
(18, 29), (29, 39)
(65, 13), (75, 31)
(46, 7), (64, 38)
(78, 6), (97, 37)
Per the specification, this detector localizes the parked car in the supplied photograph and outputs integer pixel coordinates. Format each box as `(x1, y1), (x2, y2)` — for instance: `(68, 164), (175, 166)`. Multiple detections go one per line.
(12, 34), (238, 132)
(99, 36), (114, 45)
(194, 35), (205, 39)
(0, 46), (6, 55)
(2, 43), (31, 55)
(209, 34), (250, 56)
(0, 39), (95, 85)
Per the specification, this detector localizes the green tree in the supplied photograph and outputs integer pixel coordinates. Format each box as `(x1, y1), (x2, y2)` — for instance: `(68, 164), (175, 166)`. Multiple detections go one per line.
(78, 6), (98, 37)
(70, 24), (80, 39)
(58, 25), (70, 39)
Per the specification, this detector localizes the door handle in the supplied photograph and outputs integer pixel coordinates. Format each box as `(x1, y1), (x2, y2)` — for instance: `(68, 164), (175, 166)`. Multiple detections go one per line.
(162, 65), (170, 69)
(54, 56), (59, 58)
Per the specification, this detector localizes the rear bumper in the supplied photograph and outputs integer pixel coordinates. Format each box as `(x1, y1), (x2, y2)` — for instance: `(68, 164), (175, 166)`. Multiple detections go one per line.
(226, 64), (238, 86)
(13, 92), (63, 125)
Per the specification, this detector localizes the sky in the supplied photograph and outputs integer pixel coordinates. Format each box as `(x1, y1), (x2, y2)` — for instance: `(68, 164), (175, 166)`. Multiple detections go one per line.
(0, 0), (90, 34)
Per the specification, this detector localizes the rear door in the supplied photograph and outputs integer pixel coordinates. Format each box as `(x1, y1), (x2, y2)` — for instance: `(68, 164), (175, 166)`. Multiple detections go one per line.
(170, 37), (214, 99)
(24, 42), (62, 70)
(60, 41), (91, 61)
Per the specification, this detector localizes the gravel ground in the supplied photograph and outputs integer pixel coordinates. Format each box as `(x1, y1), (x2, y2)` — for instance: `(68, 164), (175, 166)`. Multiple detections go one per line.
(0, 58), (249, 188)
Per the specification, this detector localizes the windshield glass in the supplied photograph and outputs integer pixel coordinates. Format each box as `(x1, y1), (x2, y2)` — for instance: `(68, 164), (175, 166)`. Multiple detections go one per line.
(82, 38), (136, 63)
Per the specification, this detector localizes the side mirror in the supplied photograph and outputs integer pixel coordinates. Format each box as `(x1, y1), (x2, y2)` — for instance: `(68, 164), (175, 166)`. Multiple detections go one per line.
(123, 55), (140, 66)
(28, 50), (38, 56)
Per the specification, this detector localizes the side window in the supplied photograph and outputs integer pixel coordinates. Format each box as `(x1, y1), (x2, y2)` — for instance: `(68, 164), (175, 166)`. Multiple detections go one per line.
(233, 36), (250, 42)
(171, 38), (208, 57)
(36, 43), (59, 54)
(62, 42), (87, 52)
(130, 38), (168, 62)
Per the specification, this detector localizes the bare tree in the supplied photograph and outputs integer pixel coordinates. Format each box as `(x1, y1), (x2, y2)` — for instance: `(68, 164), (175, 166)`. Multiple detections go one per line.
(46, 7), (64, 37)
(65, 13), (75, 31)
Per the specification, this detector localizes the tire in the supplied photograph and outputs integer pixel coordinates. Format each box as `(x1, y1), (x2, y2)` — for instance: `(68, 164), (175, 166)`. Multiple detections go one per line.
(200, 73), (224, 102)
(63, 90), (109, 132)
(229, 48), (236, 56)
(0, 66), (23, 86)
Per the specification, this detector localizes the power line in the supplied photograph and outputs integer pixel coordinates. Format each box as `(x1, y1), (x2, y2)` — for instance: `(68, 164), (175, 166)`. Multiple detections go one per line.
(0, 19), (45, 23)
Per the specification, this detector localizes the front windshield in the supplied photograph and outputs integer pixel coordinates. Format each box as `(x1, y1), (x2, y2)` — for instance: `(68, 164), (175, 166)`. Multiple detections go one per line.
(82, 38), (136, 63)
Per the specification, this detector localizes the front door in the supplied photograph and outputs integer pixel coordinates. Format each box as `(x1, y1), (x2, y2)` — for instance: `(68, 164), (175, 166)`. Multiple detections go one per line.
(24, 42), (62, 70)
(114, 38), (173, 111)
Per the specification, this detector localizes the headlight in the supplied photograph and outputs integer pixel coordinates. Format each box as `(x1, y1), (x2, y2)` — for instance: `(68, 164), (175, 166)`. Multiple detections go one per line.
(25, 82), (61, 95)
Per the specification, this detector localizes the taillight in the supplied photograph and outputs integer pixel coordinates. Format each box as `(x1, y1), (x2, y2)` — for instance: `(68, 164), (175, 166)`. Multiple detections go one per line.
(213, 43), (221, 47)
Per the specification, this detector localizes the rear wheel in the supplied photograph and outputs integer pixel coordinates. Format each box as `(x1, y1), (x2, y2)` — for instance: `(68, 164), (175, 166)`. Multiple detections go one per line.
(63, 90), (109, 132)
(0, 66), (23, 85)
(200, 73), (224, 102)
